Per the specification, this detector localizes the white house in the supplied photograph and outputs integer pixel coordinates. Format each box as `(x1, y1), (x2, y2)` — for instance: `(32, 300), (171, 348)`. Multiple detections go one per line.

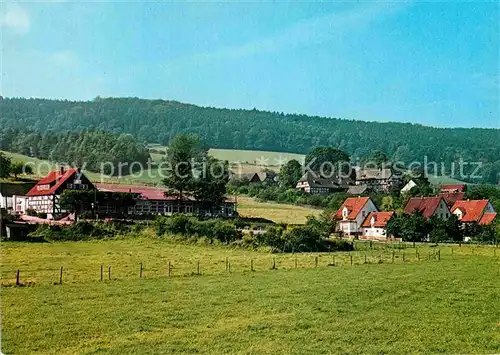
(334, 197), (378, 236)
(360, 211), (395, 240)
(400, 180), (417, 195)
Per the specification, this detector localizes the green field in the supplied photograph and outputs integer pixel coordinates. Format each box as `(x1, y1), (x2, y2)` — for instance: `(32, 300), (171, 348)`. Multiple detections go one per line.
(1, 238), (499, 354)
(236, 196), (322, 224)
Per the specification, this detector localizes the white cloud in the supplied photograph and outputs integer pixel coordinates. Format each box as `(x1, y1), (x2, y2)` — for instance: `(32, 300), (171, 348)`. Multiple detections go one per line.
(0, 3), (30, 34)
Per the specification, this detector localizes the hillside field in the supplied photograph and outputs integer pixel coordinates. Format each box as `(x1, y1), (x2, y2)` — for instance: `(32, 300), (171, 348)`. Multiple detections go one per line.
(236, 196), (322, 224)
(1, 238), (499, 354)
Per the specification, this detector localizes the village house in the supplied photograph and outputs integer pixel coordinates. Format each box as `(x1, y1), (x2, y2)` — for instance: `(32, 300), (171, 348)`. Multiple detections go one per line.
(440, 184), (466, 193)
(450, 199), (497, 225)
(354, 167), (403, 193)
(360, 211), (395, 240)
(404, 196), (451, 220)
(400, 179), (417, 195)
(0, 181), (35, 212)
(334, 197), (378, 236)
(24, 167), (95, 219)
(296, 171), (346, 194)
(439, 191), (465, 207)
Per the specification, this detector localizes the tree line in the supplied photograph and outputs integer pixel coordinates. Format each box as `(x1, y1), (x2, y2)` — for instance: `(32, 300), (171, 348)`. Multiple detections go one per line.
(0, 128), (150, 175)
(1, 97), (499, 183)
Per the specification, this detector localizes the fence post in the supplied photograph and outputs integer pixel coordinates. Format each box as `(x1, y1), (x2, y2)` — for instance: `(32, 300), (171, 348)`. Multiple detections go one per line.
(451, 247), (454, 257)
(364, 254), (367, 264)
(140, 262), (143, 279)
(197, 261), (200, 275)
(16, 269), (20, 286)
(370, 240), (373, 250)
(332, 255), (335, 266)
(251, 259), (254, 272)
(402, 253), (405, 264)
(272, 257), (276, 270)
(350, 255), (353, 266)
(168, 261), (171, 277)
(59, 266), (63, 285)
(295, 255), (298, 268)
(315, 256), (318, 268)
(392, 250), (395, 263)
(100, 264), (103, 281)
(228, 262), (231, 273)
(225, 257), (229, 273)
(494, 248), (496, 257)
(108, 266), (111, 280)
(438, 250), (441, 261)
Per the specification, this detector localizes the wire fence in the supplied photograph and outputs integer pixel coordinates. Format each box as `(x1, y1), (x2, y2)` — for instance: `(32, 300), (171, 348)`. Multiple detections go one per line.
(2, 244), (497, 287)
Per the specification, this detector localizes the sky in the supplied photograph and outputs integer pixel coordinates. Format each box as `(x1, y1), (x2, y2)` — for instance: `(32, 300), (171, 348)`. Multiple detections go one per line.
(1, 1), (499, 129)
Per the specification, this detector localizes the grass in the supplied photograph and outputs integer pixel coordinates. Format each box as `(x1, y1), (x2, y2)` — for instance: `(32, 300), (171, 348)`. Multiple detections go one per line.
(236, 196), (323, 224)
(1, 238), (499, 354)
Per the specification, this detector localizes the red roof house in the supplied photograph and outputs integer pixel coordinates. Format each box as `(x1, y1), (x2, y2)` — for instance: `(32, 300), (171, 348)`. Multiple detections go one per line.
(361, 211), (394, 228)
(404, 196), (451, 219)
(440, 184), (466, 193)
(334, 197), (378, 236)
(24, 167), (95, 218)
(360, 211), (395, 240)
(439, 192), (465, 206)
(451, 200), (497, 225)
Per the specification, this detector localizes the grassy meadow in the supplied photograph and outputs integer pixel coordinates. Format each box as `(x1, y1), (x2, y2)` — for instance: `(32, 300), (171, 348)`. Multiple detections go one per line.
(1, 238), (499, 354)
(235, 196), (322, 224)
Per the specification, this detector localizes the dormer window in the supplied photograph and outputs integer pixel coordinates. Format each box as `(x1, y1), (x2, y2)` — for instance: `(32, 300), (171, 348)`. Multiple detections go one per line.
(370, 216), (375, 227)
(342, 207), (349, 219)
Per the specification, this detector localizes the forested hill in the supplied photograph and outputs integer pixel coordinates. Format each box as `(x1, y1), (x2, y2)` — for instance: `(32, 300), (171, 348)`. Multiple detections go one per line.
(1, 97), (499, 182)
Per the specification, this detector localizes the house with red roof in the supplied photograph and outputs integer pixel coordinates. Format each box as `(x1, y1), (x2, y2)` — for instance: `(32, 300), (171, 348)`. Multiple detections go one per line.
(440, 184), (466, 193)
(25, 167), (95, 219)
(404, 196), (451, 220)
(334, 197), (378, 236)
(360, 211), (395, 240)
(451, 200), (497, 225)
(439, 192), (465, 207)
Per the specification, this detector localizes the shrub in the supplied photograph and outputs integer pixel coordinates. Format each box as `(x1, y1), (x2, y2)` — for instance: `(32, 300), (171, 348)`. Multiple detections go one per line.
(26, 208), (37, 217)
(36, 212), (47, 219)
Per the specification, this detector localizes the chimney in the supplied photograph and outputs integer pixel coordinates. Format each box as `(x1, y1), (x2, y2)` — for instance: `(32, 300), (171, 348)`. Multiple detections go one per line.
(60, 166), (65, 175)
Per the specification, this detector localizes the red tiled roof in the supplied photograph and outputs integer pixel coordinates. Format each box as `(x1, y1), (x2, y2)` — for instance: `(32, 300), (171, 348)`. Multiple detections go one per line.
(334, 197), (371, 220)
(439, 192), (464, 206)
(95, 183), (180, 201)
(479, 212), (497, 225)
(404, 196), (445, 219)
(27, 168), (78, 196)
(440, 184), (466, 192)
(451, 200), (489, 223)
(361, 211), (394, 228)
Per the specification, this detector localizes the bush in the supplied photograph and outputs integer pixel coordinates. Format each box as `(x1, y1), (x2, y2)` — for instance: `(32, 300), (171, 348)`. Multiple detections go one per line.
(36, 212), (47, 219)
(26, 208), (37, 217)
(28, 221), (131, 241)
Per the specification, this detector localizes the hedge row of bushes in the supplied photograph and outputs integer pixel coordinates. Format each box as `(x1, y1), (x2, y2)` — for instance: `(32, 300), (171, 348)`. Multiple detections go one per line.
(28, 221), (134, 241)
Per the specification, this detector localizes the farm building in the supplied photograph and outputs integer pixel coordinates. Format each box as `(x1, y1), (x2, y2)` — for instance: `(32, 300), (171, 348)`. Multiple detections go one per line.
(360, 211), (395, 240)
(404, 196), (451, 220)
(24, 167), (95, 219)
(354, 167), (403, 193)
(96, 184), (236, 217)
(0, 181), (35, 211)
(334, 197), (378, 236)
(296, 171), (347, 194)
(450, 199), (497, 225)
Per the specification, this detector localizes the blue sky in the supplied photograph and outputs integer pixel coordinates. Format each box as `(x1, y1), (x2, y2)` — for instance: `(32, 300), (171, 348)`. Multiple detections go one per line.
(1, 1), (498, 128)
